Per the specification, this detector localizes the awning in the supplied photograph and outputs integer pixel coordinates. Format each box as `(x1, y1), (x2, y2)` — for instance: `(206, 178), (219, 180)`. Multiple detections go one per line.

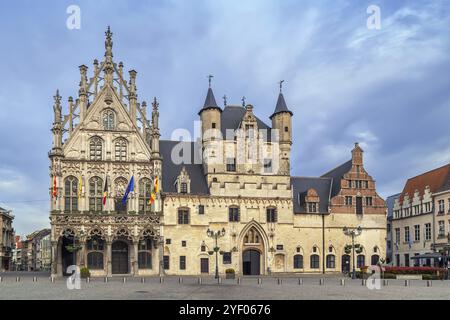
(410, 253), (442, 259)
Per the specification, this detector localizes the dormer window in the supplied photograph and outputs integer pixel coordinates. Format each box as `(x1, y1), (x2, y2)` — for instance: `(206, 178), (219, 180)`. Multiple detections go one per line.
(176, 167), (190, 194)
(305, 188), (320, 213)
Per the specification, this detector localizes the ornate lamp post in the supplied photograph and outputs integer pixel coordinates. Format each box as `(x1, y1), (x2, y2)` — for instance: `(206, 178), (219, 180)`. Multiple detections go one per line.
(343, 226), (363, 279)
(206, 228), (225, 279)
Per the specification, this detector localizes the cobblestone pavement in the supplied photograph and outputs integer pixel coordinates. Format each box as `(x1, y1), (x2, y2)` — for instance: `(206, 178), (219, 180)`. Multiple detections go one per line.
(0, 274), (449, 300)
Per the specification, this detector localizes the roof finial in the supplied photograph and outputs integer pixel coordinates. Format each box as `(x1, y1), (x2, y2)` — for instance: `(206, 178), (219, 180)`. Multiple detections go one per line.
(207, 74), (214, 88)
(105, 26), (113, 59)
(241, 96), (246, 106)
(223, 95), (227, 107)
(279, 80), (285, 93)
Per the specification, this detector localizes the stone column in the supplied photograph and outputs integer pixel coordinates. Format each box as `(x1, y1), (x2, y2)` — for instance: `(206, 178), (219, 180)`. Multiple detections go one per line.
(159, 237), (164, 276)
(79, 241), (86, 268)
(51, 241), (58, 276)
(106, 241), (112, 277)
(133, 240), (139, 276)
(57, 242), (63, 277)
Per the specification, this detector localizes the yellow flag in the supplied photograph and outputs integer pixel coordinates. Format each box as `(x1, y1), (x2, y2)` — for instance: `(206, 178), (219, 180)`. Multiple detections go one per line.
(78, 175), (82, 199)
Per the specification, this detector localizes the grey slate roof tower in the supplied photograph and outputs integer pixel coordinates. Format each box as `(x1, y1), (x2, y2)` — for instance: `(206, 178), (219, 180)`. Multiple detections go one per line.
(270, 92), (293, 119)
(198, 87), (222, 115)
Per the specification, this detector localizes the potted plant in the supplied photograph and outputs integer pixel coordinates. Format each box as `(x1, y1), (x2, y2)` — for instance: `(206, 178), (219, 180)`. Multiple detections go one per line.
(225, 268), (235, 279)
(80, 267), (90, 279)
(65, 244), (83, 253)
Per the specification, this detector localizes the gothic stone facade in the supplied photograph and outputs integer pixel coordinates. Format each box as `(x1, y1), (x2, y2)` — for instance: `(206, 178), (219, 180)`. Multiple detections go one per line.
(49, 28), (386, 277)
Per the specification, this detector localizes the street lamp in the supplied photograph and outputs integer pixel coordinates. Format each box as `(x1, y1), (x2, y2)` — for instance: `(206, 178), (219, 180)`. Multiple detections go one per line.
(343, 226), (363, 279)
(206, 228), (226, 279)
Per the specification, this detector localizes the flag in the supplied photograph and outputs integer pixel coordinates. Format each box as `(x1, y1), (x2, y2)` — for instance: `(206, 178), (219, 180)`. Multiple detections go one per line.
(78, 175), (82, 199)
(52, 176), (57, 198)
(154, 177), (160, 193)
(122, 176), (134, 205)
(148, 192), (156, 206)
(102, 176), (108, 206)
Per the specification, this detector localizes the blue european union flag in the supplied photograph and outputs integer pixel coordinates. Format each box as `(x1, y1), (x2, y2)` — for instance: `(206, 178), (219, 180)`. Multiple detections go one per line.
(122, 176), (134, 205)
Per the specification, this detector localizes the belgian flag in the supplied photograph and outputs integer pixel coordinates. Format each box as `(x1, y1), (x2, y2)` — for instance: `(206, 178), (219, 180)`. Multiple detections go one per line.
(102, 176), (108, 206)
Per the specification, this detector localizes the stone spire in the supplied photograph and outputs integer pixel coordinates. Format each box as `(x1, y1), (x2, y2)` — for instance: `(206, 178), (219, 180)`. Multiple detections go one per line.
(51, 89), (63, 155)
(103, 26), (114, 86)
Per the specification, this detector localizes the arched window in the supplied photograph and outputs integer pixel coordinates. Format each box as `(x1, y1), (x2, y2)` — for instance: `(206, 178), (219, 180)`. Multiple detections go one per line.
(86, 236), (104, 270)
(371, 254), (380, 266)
(293, 255), (303, 269)
(139, 178), (152, 213)
(114, 177), (128, 214)
(178, 208), (190, 225)
(103, 109), (115, 130)
(89, 177), (103, 212)
(64, 176), (78, 212)
(229, 206), (240, 222)
(310, 254), (320, 269)
(326, 254), (336, 268)
(357, 255), (366, 268)
(138, 238), (152, 269)
(114, 138), (127, 161)
(89, 137), (103, 161)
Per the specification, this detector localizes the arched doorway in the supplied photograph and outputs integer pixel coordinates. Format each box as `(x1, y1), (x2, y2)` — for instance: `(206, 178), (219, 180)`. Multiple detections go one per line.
(243, 249), (261, 275)
(341, 254), (350, 273)
(112, 241), (129, 274)
(61, 236), (76, 276)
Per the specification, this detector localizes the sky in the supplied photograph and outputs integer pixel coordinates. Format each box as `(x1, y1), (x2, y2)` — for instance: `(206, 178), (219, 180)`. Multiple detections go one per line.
(0, 0), (449, 236)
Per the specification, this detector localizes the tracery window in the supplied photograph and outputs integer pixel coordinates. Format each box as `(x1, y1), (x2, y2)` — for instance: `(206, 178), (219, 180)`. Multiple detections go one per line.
(138, 238), (152, 269)
(86, 236), (104, 270)
(103, 109), (115, 130)
(89, 177), (103, 212)
(64, 176), (78, 212)
(89, 137), (103, 161)
(114, 138), (127, 161)
(139, 178), (152, 213)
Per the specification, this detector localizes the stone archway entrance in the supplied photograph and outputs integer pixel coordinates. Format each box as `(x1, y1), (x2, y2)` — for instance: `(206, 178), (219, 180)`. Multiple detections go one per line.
(243, 249), (261, 275)
(112, 241), (129, 274)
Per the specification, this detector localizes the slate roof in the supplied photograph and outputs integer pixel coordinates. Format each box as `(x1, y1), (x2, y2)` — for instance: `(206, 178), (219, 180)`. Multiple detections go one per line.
(321, 160), (352, 197)
(198, 88), (221, 115)
(291, 177), (332, 214)
(270, 93), (293, 119)
(386, 193), (400, 220)
(399, 163), (450, 204)
(220, 106), (272, 142)
(160, 140), (209, 195)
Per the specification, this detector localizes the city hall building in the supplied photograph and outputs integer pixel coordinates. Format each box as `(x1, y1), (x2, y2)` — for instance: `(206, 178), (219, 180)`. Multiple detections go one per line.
(49, 28), (387, 277)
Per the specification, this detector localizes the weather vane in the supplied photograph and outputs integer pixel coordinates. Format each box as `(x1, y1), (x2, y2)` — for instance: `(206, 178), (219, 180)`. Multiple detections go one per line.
(241, 96), (246, 106)
(208, 74), (214, 88)
(279, 80), (285, 93)
(223, 95), (227, 106)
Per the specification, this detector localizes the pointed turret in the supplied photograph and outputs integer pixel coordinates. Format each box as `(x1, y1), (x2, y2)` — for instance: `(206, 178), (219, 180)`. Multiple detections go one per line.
(270, 81), (293, 119)
(198, 75), (222, 115)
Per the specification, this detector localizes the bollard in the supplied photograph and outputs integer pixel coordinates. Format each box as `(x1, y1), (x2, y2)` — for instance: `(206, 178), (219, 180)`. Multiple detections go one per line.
(33, 277), (37, 282)
(86, 277), (90, 283)
(319, 278), (324, 286)
(198, 277), (202, 285)
(123, 277), (127, 283)
(218, 277), (222, 285)
(237, 277), (241, 285)
(427, 280), (432, 287)
(0, 276), (2, 283)
(361, 279), (367, 286)
(257, 278), (262, 285)
(383, 279), (389, 286)
(50, 276), (55, 283)
(340, 279), (345, 286)
(159, 276), (164, 283)
(16, 277), (20, 282)
(404, 280), (409, 287)
(104, 277), (108, 283)
(178, 277), (183, 284)
(277, 278), (282, 285)
(298, 278), (303, 285)
(141, 278), (145, 283)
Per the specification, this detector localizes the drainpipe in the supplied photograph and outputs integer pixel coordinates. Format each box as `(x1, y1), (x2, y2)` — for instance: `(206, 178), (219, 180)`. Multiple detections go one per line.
(322, 214), (325, 274)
